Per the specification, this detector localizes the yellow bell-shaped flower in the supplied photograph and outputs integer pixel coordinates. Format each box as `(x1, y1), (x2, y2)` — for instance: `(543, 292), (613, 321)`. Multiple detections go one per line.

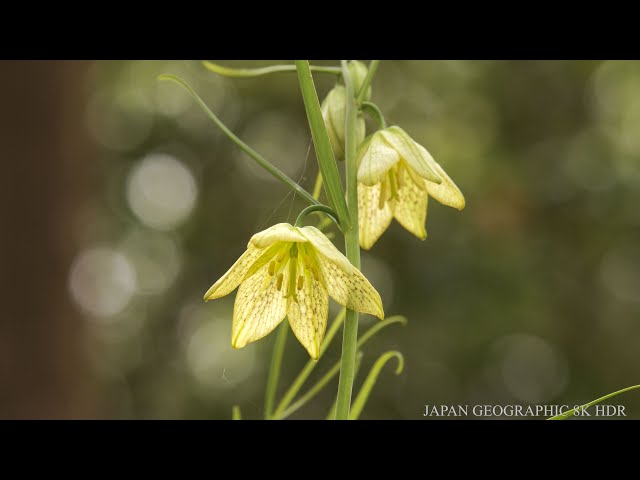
(357, 126), (465, 250)
(204, 223), (384, 359)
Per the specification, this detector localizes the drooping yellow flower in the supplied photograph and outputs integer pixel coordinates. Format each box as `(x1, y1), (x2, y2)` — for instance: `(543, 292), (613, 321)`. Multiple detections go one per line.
(204, 223), (384, 359)
(357, 126), (465, 250)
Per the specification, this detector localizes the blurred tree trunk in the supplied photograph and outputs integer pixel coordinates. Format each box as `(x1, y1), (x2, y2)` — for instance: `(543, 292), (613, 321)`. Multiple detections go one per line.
(0, 60), (96, 418)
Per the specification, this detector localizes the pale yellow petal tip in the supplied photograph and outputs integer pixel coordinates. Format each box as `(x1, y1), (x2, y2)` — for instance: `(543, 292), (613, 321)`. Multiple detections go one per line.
(231, 336), (247, 350)
(302, 342), (320, 361)
(409, 228), (427, 242)
(359, 238), (377, 251)
(203, 287), (216, 301)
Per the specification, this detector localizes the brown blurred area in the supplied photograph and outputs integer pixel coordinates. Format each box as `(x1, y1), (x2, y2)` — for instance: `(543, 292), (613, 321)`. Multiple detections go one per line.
(0, 61), (96, 418)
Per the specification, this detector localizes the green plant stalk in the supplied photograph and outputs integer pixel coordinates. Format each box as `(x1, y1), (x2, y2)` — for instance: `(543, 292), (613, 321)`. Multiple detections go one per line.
(356, 60), (380, 105)
(334, 60), (363, 420)
(203, 61), (341, 78)
(277, 350), (355, 420)
(294, 61), (351, 228)
(274, 315), (407, 419)
(158, 74), (318, 206)
(547, 384), (640, 420)
(349, 351), (404, 420)
(327, 352), (364, 420)
(264, 322), (289, 419)
(273, 309), (346, 417)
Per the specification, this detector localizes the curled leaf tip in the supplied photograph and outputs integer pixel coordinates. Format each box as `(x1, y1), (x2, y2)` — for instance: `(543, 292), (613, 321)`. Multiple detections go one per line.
(349, 351), (405, 420)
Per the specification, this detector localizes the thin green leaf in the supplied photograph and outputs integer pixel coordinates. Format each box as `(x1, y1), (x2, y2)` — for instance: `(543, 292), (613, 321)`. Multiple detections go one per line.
(548, 384), (640, 420)
(203, 61), (341, 78)
(274, 315), (407, 419)
(358, 315), (407, 346)
(277, 351), (364, 420)
(361, 101), (387, 129)
(264, 322), (289, 420)
(273, 309), (346, 418)
(158, 74), (318, 206)
(295, 60), (350, 228)
(294, 204), (340, 229)
(312, 171), (324, 200)
(349, 351), (404, 420)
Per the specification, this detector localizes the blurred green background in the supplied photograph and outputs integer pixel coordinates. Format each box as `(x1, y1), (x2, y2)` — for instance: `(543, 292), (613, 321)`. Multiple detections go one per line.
(2, 60), (639, 419)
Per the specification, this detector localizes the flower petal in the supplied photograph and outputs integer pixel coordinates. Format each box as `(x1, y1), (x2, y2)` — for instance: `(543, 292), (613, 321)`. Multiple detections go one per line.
(299, 226), (352, 274)
(358, 182), (393, 250)
(381, 126), (441, 184)
(231, 261), (289, 350)
(314, 253), (384, 320)
(249, 223), (308, 249)
(203, 245), (264, 301)
(287, 270), (328, 360)
(393, 164), (429, 240)
(357, 132), (400, 186)
(417, 144), (466, 210)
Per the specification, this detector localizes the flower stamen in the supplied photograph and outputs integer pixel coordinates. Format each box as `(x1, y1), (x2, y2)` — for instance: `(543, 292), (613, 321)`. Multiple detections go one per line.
(396, 163), (404, 189)
(311, 266), (320, 281)
(379, 179), (387, 210)
(388, 169), (398, 201)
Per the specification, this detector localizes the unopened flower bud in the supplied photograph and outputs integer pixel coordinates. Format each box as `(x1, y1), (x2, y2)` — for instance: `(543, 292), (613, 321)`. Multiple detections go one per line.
(348, 60), (371, 101)
(321, 85), (365, 159)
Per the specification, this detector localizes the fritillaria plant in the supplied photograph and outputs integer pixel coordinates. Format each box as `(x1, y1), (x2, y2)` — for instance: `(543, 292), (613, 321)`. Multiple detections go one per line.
(160, 60), (466, 420)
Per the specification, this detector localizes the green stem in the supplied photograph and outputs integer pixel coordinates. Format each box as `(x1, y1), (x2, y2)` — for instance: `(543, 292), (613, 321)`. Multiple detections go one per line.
(334, 60), (362, 420)
(274, 315), (407, 419)
(327, 352), (364, 420)
(361, 101), (387, 130)
(158, 74), (318, 206)
(294, 204), (340, 228)
(203, 61), (341, 78)
(264, 322), (289, 419)
(276, 351), (357, 420)
(294, 61), (351, 228)
(273, 309), (346, 418)
(356, 60), (380, 105)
